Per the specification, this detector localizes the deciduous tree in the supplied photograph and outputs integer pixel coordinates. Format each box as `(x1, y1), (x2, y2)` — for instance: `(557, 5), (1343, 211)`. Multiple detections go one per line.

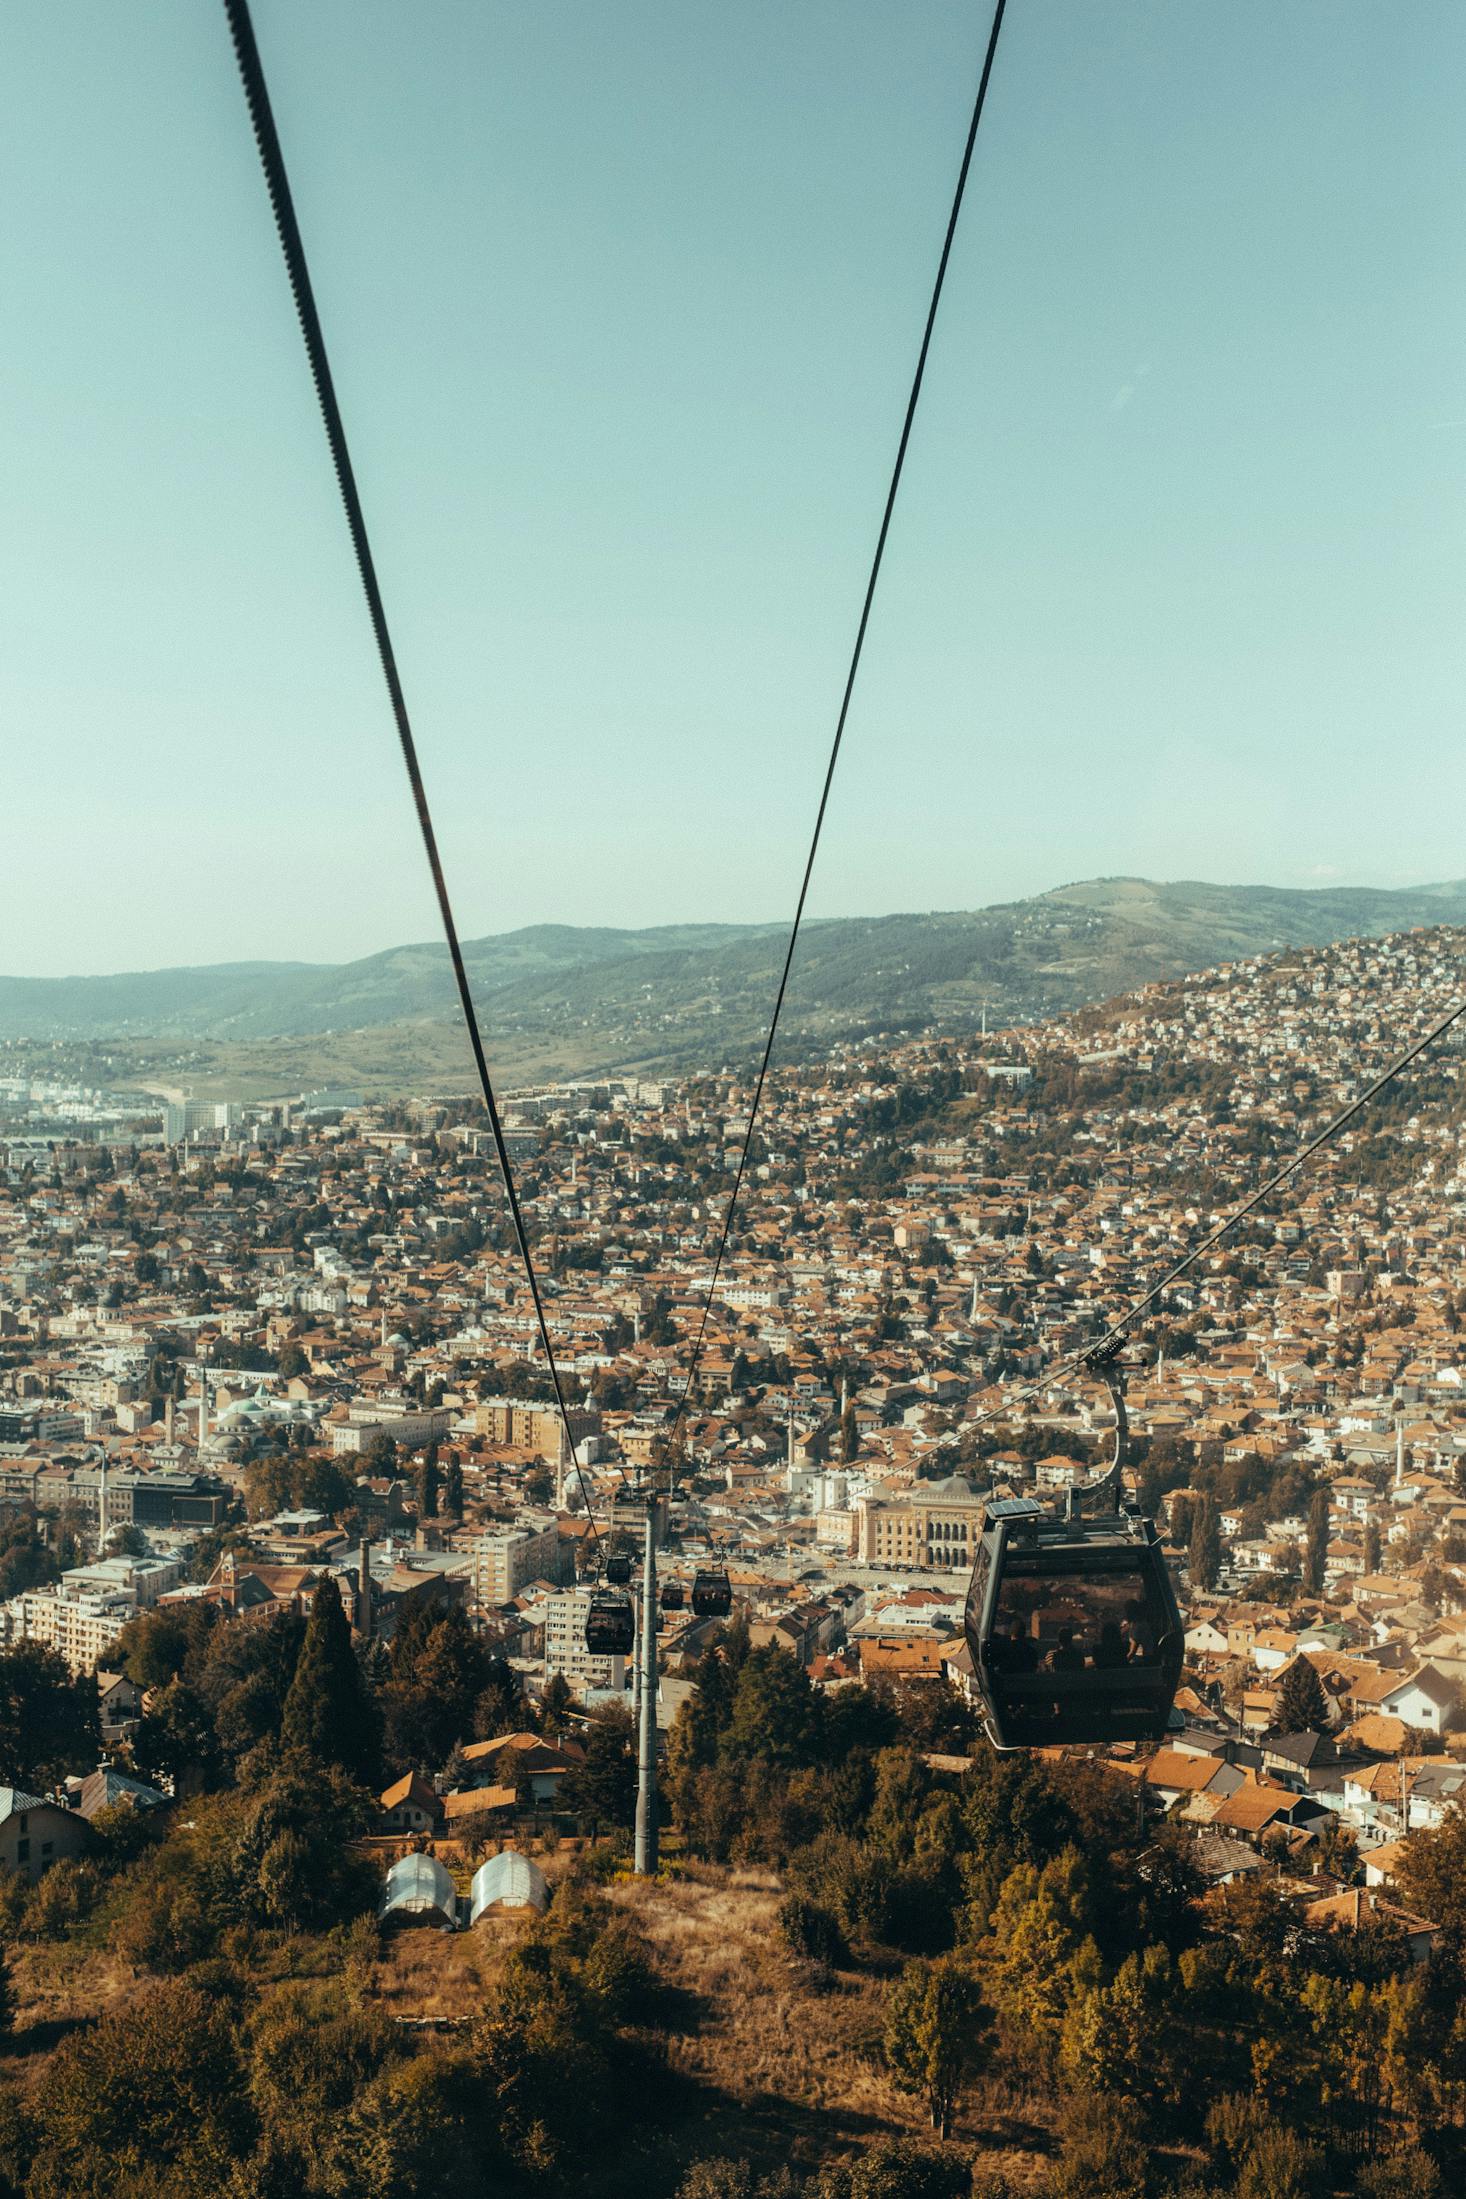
(884, 1954), (993, 2137)
(0, 1641), (98, 1788)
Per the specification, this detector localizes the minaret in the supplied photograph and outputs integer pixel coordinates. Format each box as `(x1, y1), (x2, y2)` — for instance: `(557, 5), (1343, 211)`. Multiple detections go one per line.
(197, 1367), (208, 1453)
(164, 1393), (175, 1448)
(1395, 1418), (1405, 1491)
(96, 1454), (108, 1559)
(969, 1275), (980, 1324)
(380, 1306), (388, 1348)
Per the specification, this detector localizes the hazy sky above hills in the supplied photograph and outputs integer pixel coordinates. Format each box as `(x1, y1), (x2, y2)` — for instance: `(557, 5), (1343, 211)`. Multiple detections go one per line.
(7, 1), (1466, 977)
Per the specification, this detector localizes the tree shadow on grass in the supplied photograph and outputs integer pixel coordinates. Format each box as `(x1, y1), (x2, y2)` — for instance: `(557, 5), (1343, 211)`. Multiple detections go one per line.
(11, 2011), (94, 2060)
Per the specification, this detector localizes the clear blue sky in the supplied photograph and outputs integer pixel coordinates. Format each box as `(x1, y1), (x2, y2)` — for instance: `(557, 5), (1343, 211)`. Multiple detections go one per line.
(6, 1), (1465, 976)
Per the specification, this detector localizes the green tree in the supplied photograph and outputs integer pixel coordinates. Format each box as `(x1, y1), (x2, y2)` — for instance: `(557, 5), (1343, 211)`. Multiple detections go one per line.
(986, 1848), (1102, 2059)
(278, 1338), (308, 1379)
(280, 1575), (380, 1784)
(779, 1892), (848, 1967)
(1276, 1656), (1331, 1736)
(382, 1603), (490, 1771)
(417, 1449), (441, 1520)
(246, 1979), (395, 2188)
(1304, 1486), (1330, 1597)
(959, 1752), (1078, 1928)
(540, 1672), (573, 1737)
(443, 1457), (465, 1516)
(1393, 1802), (1466, 1955)
(1189, 1494), (1223, 1592)
(1060, 1944), (1185, 2119)
(110, 1598), (216, 1690)
(0, 1642), (98, 1787)
(720, 1645), (825, 1770)
(131, 1678), (225, 1793)
(883, 1955), (993, 2137)
(866, 1749), (932, 1854)
(23, 1977), (250, 2197)
(230, 1756), (375, 1930)
(562, 1705), (636, 1830)
(471, 1657), (524, 1740)
(813, 2136), (969, 2199)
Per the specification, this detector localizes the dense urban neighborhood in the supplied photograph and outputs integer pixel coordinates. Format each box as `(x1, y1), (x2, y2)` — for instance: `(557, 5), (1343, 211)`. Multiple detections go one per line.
(2, 925), (1466, 2195)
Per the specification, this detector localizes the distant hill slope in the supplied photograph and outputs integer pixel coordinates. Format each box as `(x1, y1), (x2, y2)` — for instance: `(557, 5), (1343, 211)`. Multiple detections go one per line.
(5, 879), (1465, 1077)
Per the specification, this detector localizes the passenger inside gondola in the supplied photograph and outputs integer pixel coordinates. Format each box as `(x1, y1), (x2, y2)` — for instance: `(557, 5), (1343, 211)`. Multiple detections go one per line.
(993, 1564), (1167, 1674)
(988, 1617), (1038, 1673)
(1091, 1619), (1127, 1668)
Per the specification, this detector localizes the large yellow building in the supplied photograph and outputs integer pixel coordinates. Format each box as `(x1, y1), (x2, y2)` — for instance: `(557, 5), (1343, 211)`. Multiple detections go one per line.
(855, 1475), (984, 1569)
(474, 1397), (598, 1463)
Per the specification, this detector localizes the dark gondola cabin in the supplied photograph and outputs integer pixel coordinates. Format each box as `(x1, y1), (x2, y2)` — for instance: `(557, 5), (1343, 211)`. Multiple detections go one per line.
(964, 1498), (1182, 1750)
(660, 1579), (685, 1612)
(690, 1567), (732, 1619)
(585, 1588), (635, 1657)
(604, 1554), (632, 1586)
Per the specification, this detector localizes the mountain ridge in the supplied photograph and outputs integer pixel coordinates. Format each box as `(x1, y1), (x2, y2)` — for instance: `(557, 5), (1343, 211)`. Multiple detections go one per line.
(7, 878), (1465, 1084)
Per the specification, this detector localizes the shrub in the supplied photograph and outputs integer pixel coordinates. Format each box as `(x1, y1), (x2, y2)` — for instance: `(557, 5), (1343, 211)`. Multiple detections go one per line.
(814, 2137), (970, 2199)
(24, 1860), (101, 1942)
(1355, 2151), (1443, 2199)
(778, 1894), (848, 1967)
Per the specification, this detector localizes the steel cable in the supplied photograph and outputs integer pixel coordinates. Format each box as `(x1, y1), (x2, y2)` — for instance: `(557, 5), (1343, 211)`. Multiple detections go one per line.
(221, 0), (603, 1544)
(657, 0), (1011, 1485)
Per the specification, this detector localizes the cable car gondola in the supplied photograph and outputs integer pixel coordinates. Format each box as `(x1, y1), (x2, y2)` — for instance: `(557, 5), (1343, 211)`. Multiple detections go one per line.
(963, 1355), (1182, 1750)
(660, 1579), (685, 1613)
(604, 1554), (632, 1586)
(585, 1587), (635, 1657)
(691, 1566), (732, 1619)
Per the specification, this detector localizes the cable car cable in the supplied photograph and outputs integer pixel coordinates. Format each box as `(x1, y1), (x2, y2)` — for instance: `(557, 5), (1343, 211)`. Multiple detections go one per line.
(974, 985), (1466, 1432)
(219, 0), (603, 1546)
(656, 0), (1011, 1476)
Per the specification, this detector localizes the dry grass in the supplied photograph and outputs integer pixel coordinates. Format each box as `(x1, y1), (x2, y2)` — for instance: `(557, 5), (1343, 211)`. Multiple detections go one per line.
(603, 1864), (1058, 2188)
(367, 1922), (501, 2022)
(3, 1859), (1059, 2191)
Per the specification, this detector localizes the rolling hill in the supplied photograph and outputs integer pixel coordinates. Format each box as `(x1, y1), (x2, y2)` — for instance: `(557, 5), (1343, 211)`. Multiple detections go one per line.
(6, 877), (1465, 1092)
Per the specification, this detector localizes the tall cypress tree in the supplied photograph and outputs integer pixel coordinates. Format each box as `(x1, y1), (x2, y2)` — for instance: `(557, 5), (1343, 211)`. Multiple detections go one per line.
(443, 1457), (464, 1517)
(418, 1449), (441, 1520)
(1188, 1495), (1222, 1592)
(281, 1576), (379, 1784)
(1305, 1487), (1331, 1596)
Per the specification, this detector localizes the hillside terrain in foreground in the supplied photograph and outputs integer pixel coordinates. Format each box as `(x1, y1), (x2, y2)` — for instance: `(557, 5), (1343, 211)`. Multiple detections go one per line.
(2, 1856), (1056, 2196)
